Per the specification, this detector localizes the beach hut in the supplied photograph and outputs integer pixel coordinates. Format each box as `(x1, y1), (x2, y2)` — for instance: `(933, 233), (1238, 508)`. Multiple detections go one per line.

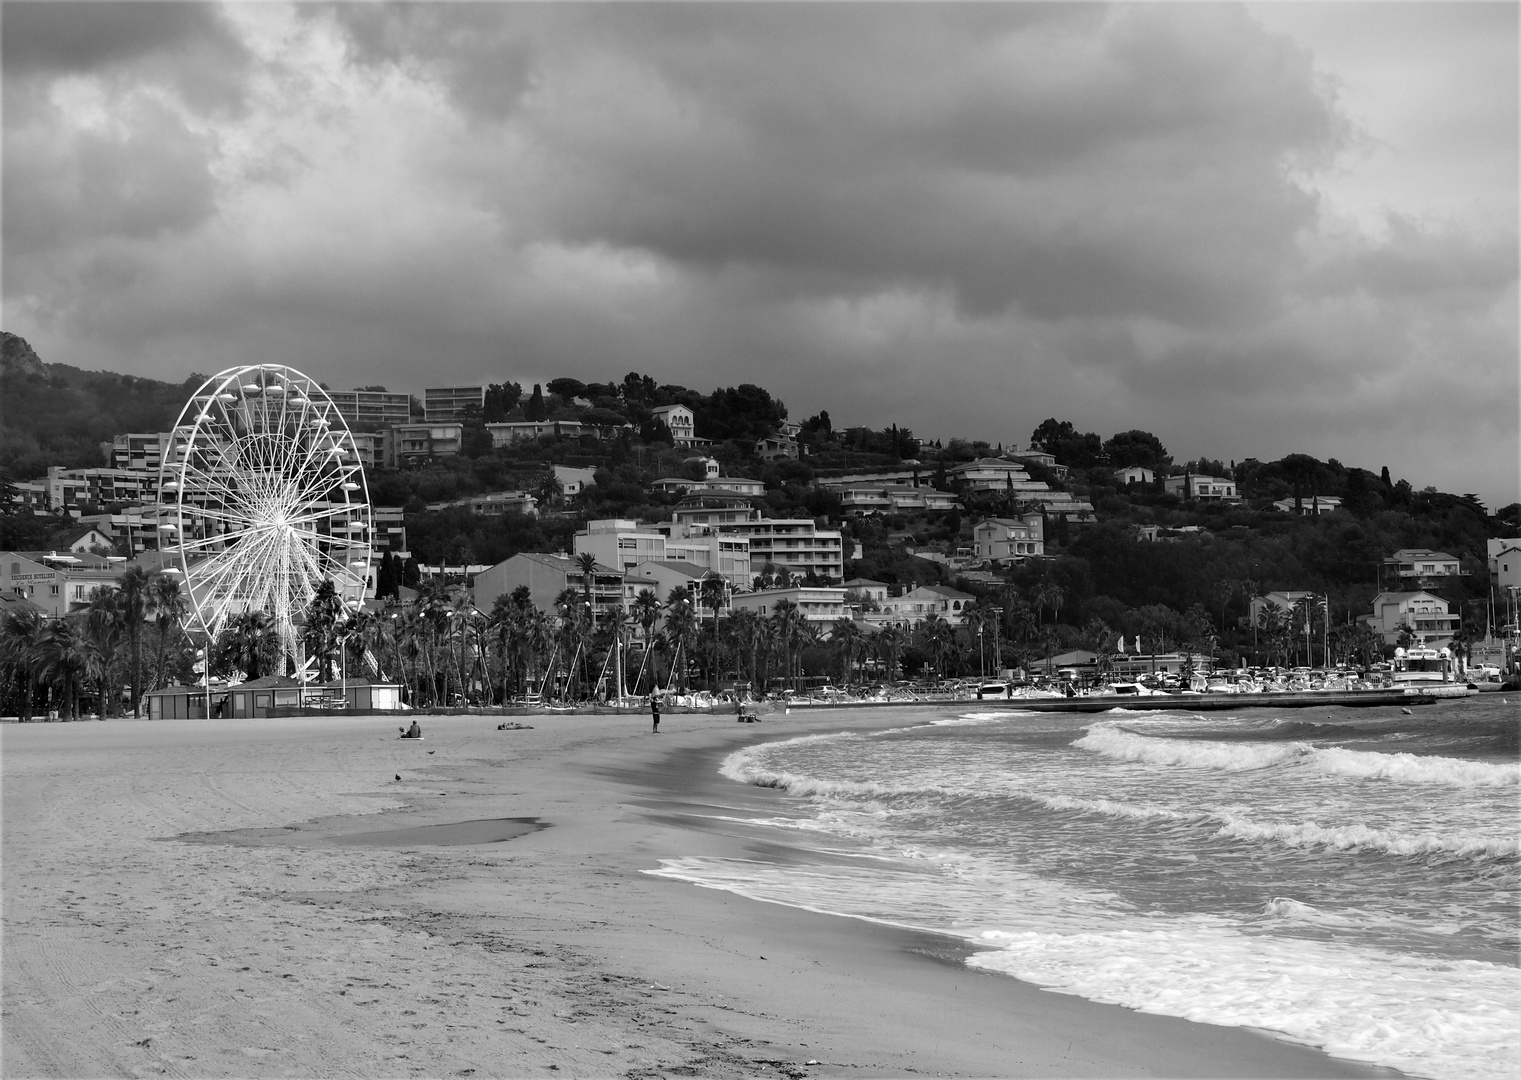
(307, 680), (405, 711)
(226, 676), (305, 718)
(144, 683), (228, 720)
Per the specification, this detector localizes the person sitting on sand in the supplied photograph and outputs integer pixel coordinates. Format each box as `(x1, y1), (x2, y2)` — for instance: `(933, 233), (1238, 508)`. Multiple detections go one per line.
(399, 720), (421, 739)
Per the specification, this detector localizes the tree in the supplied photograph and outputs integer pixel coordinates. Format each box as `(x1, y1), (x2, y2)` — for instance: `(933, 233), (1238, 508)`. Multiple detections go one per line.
(84, 587), (129, 716)
(547, 378), (587, 404)
(1103, 430), (1171, 471)
(303, 579), (347, 683)
(114, 564), (156, 716)
(36, 619), (90, 720)
(221, 611), (278, 681)
(148, 573), (188, 694)
(524, 384), (548, 421)
(482, 381), (522, 422)
(0, 604), (46, 721)
(699, 572), (727, 689)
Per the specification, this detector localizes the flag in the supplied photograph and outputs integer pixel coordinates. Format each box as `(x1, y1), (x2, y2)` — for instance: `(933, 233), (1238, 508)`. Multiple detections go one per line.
(1117, 636), (1125, 654)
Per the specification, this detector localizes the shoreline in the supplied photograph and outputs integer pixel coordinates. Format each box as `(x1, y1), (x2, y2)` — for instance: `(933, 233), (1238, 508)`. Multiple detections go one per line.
(3, 707), (1401, 1078)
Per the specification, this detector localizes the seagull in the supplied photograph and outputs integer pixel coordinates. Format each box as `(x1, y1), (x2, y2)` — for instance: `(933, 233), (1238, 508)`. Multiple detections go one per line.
(394, 774), (401, 782)
(1401, 707), (1412, 715)
(427, 750), (435, 755)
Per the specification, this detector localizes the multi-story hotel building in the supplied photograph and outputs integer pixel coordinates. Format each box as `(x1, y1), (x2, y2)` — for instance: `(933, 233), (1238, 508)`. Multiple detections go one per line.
(423, 385), (485, 422)
(573, 519), (751, 584)
(325, 389), (412, 431)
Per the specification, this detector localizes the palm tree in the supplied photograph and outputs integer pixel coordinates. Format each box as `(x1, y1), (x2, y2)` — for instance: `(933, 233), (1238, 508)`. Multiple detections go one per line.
(875, 623), (905, 682)
(726, 607), (763, 692)
(147, 573), (188, 694)
(699, 572), (727, 690)
(303, 579), (346, 683)
(1, 604), (47, 721)
(114, 564), (156, 716)
(83, 587), (129, 717)
(768, 599), (808, 692)
(663, 591), (698, 693)
(222, 611), (278, 681)
(830, 618), (864, 685)
(36, 619), (90, 720)
(631, 588), (661, 691)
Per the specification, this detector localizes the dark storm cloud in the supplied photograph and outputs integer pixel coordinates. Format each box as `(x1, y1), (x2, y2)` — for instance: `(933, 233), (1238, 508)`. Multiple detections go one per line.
(2, 2), (1514, 504)
(2, 1), (252, 116)
(4, 97), (219, 256)
(328, 4), (1341, 326)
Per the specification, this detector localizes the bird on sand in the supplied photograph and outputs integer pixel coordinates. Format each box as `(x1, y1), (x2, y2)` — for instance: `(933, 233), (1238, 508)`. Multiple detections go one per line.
(427, 750), (435, 754)
(394, 774), (401, 781)
(1401, 707), (1412, 715)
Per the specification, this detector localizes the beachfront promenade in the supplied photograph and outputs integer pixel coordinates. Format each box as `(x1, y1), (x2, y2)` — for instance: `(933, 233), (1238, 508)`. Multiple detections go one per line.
(2, 710), (1389, 1078)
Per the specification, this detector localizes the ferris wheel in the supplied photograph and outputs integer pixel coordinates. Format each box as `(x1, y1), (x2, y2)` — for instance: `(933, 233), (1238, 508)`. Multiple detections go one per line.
(158, 364), (372, 667)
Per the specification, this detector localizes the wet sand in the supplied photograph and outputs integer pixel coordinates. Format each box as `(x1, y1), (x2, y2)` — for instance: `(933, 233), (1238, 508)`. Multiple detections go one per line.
(2, 708), (1398, 1078)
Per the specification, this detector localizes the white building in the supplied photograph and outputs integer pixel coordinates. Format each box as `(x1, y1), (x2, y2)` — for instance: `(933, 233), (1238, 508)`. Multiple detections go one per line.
(1163, 474), (1240, 501)
(1273, 495), (1342, 515)
(972, 514), (1045, 564)
(573, 519), (751, 584)
(1114, 466), (1155, 486)
(728, 586), (846, 626)
(487, 420), (594, 444)
(650, 404), (697, 446)
(876, 584), (977, 628)
(1487, 538), (1521, 594)
(1383, 548), (1462, 581)
(1360, 591), (1459, 649)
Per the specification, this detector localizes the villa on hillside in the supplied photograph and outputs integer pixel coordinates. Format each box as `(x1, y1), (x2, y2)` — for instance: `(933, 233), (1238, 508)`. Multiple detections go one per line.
(1360, 591), (1459, 649)
(1273, 495), (1342, 515)
(1162, 474), (1240, 502)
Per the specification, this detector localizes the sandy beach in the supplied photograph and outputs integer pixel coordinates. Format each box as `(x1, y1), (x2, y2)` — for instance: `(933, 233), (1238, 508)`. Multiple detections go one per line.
(2, 707), (1398, 1079)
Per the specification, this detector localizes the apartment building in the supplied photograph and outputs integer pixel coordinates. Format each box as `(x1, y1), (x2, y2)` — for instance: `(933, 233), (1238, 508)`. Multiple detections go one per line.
(325, 389), (412, 430)
(45, 465), (159, 512)
(573, 519), (751, 584)
(382, 423), (463, 465)
(108, 432), (176, 473)
(718, 517), (844, 582)
(423, 385), (485, 422)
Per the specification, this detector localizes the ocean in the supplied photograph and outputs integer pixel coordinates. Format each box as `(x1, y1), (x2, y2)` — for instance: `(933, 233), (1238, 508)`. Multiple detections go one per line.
(649, 696), (1519, 1080)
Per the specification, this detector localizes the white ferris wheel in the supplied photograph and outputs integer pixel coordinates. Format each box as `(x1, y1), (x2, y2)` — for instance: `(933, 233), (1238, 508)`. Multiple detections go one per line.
(158, 364), (372, 667)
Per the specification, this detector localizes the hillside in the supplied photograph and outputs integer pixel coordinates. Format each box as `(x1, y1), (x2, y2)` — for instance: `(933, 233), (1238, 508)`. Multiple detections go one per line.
(3, 337), (1517, 666)
(0, 332), (196, 480)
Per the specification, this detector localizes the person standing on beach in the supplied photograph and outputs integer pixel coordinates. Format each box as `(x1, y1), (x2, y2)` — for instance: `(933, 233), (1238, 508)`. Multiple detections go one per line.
(650, 694), (660, 734)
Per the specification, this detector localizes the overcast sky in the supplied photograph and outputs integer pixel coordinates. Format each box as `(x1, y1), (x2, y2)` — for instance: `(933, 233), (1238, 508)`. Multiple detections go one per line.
(3, 2), (1516, 506)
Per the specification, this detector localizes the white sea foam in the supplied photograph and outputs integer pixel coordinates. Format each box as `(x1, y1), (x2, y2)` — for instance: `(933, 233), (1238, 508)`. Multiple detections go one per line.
(968, 920), (1520, 1080)
(647, 855), (1520, 1080)
(1036, 792), (1518, 859)
(1211, 811), (1520, 859)
(1312, 746), (1520, 787)
(1075, 723), (1312, 770)
(1075, 722), (1521, 788)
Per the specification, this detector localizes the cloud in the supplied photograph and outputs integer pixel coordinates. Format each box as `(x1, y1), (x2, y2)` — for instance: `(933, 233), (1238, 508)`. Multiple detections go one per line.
(2, 1), (252, 117)
(1, 2), (1515, 506)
